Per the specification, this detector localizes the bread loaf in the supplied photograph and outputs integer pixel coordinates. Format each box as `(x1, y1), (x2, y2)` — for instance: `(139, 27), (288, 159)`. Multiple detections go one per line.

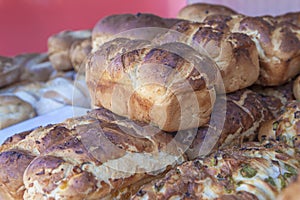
(48, 30), (91, 71)
(0, 56), (20, 88)
(0, 108), (186, 199)
(154, 20), (260, 93)
(132, 140), (300, 200)
(177, 3), (237, 22)
(69, 38), (92, 73)
(0, 95), (36, 129)
(86, 38), (218, 131)
(177, 3), (300, 86)
(186, 89), (273, 159)
(91, 13), (180, 52)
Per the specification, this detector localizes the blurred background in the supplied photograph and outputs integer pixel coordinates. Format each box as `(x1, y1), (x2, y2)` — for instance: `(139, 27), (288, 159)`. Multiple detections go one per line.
(0, 0), (299, 56)
(0, 0), (185, 56)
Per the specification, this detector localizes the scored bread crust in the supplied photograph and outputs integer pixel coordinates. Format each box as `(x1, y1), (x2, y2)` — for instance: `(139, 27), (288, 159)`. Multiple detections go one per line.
(177, 3), (237, 22)
(154, 20), (260, 93)
(0, 108), (186, 200)
(0, 56), (21, 88)
(86, 38), (218, 132)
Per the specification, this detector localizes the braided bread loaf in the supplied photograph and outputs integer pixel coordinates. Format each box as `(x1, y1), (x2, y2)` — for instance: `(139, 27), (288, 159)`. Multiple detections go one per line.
(86, 38), (218, 131)
(177, 3), (300, 86)
(154, 20), (260, 93)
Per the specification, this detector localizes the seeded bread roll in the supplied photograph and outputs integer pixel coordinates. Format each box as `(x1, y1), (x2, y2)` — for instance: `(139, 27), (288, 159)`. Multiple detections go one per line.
(86, 38), (218, 132)
(48, 30), (91, 71)
(177, 3), (237, 22)
(91, 13), (183, 52)
(0, 108), (186, 200)
(0, 95), (36, 129)
(154, 20), (260, 93)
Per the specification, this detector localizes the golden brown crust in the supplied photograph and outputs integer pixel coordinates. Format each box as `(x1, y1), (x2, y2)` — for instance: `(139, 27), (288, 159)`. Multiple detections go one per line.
(276, 12), (300, 27)
(87, 38), (217, 131)
(204, 14), (300, 86)
(0, 108), (185, 199)
(155, 20), (260, 93)
(177, 3), (237, 22)
(0, 149), (35, 200)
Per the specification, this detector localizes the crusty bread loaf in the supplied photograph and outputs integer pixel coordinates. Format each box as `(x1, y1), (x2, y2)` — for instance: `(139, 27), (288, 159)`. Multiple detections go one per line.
(87, 38), (218, 131)
(13, 53), (54, 82)
(293, 75), (300, 100)
(91, 13), (183, 52)
(0, 56), (21, 88)
(154, 20), (260, 93)
(177, 3), (237, 22)
(48, 30), (91, 71)
(0, 95), (36, 129)
(186, 89), (273, 159)
(202, 14), (300, 86)
(0, 108), (186, 200)
(276, 11), (300, 27)
(132, 140), (300, 200)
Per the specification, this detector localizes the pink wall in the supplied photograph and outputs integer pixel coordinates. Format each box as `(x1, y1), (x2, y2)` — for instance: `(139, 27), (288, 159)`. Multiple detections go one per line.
(0, 0), (186, 56)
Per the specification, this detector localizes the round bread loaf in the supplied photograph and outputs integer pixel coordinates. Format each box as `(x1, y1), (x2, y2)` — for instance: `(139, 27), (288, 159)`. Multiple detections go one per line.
(155, 20), (259, 93)
(91, 13), (182, 51)
(48, 30), (91, 71)
(87, 38), (218, 132)
(276, 11), (300, 27)
(177, 3), (237, 22)
(0, 95), (36, 129)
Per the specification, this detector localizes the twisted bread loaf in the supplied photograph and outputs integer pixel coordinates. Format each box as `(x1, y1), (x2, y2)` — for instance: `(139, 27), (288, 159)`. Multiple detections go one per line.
(87, 38), (218, 131)
(177, 3), (300, 86)
(0, 108), (186, 200)
(132, 140), (300, 200)
(154, 20), (260, 93)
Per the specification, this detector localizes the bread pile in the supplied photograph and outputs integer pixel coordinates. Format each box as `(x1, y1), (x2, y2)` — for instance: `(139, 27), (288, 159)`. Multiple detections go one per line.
(0, 3), (299, 200)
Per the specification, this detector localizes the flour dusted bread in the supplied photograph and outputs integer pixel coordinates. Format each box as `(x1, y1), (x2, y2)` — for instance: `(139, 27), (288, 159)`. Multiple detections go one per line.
(0, 108), (185, 200)
(87, 38), (218, 131)
(155, 20), (260, 93)
(0, 95), (36, 129)
(177, 3), (237, 22)
(48, 30), (91, 71)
